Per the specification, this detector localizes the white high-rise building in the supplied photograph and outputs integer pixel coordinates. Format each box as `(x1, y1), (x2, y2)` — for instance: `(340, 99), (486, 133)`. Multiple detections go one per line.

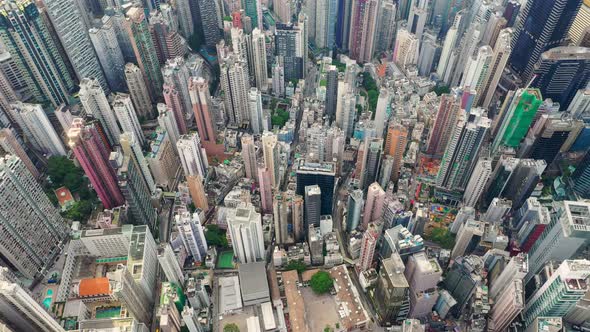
(176, 0), (194, 37)
(177, 132), (209, 179)
(124, 63), (154, 119)
(113, 93), (144, 147)
(157, 103), (181, 149)
(249, 88), (264, 134)
(0, 128), (39, 179)
(182, 306), (203, 332)
(241, 134), (258, 181)
(568, 89), (590, 119)
(220, 54), (250, 126)
(526, 201), (590, 281)
(107, 266), (152, 324)
(251, 28), (268, 92)
(478, 28), (513, 108)
(9, 102), (66, 156)
(335, 82), (356, 138)
(127, 225), (158, 302)
(488, 279), (524, 332)
(79, 78), (122, 146)
(393, 28), (419, 68)
(374, 89), (390, 138)
(0, 155), (69, 279)
(461, 46), (493, 92)
(489, 253), (528, 301)
(375, 1), (397, 54)
(162, 57), (193, 121)
(176, 211), (208, 261)
(463, 158), (492, 207)
(227, 203), (265, 263)
(0, 270), (65, 331)
(120, 132), (156, 193)
(44, 0), (109, 94)
(262, 131), (280, 188)
(275, 0), (292, 23)
(451, 219), (484, 259)
(89, 16), (127, 92)
(437, 14), (462, 80)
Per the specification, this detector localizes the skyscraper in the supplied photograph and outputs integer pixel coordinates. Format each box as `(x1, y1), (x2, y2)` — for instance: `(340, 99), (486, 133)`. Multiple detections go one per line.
(220, 54), (250, 126)
(462, 158), (492, 207)
(163, 84), (188, 135)
(460, 46), (492, 95)
(124, 63), (154, 119)
(241, 134), (257, 180)
(357, 222), (379, 273)
(177, 132), (209, 179)
(437, 108), (491, 192)
(393, 28), (419, 68)
(0, 270), (66, 331)
(68, 118), (125, 209)
(508, 0), (583, 83)
(275, 0), (292, 23)
(443, 255), (484, 316)
(569, 0), (590, 45)
(572, 150), (590, 198)
(491, 88), (542, 153)
(243, 0), (263, 29)
(477, 28), (513, 108)
(295, 160), (336, 215)
(526, 201), (590, 280)
(348, 0), (379, 62)
(304, 185), (321, 228)
(488, 279), (524, 331)
(425, 92), (461, 157)
(275, 23), (305, 81)
(335, 82), (356, 138)
(0, 155), (69, 279)
(0, 128), (38, 179)
(186, 174), (209, 211)
(336, 0), (352, 50)
(9, 102), (66, 156)
(113, 93), (145, 147)
(359, 138), (383, 190)
(120, 132), (156, 193)
(110, 150), (157, 228)
(315, 0), (338, 49)
(251, 28), (268, 92)
(176, 0), (193, 38)
(189, 77), (217, 143)
(346, 189), (363, 232)
(44, 0), (108, 93)
(384, 122), (408, 183)
(325, 65), (339, 119)
(530, 47), (590, 110)
(248, 88), (264, 135)
(451, 219), (484, 259)
(262, 131), (280, 187)
(258, 165), (273, 213)
(362, 182), (385, 229)
(523, 259), (590, 326)
(227, 202), (265, 263)
(79, 78), (122, 146)
(162, 57), (193, 121)
(157, 104), (181, 149)
(437, 13), (462, 81)
(523, 115), (584, 165)
(176, 211), (208, 261)
(375, 0), (397, 55)
(149, 11), (187, 62)
(125, 6), (163, 100)
(0, 0), (74, 107)
(89, 16), (127, 92)
(373, 252), (410, 324)
(405, 252), (443, 318)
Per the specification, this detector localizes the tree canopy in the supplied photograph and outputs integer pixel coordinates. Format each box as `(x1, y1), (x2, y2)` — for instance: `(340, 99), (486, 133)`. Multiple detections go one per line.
(284, 259), (306, 273)
(223, 323), (240, 332)
(426, 228), (455, 249)
(205, 224), (228, 247)
(310, 270), (333, 294)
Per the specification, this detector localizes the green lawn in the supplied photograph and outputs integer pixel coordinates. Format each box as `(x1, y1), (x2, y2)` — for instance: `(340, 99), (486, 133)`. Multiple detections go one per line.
(217, 251), (235, 269)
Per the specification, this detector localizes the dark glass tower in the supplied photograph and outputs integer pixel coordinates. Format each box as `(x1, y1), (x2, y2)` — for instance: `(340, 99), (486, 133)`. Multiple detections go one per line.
(508, 0), (582, 83)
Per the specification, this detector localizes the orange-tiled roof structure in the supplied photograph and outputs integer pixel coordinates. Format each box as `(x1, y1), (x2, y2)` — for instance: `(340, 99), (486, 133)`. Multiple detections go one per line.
(79, 277), (110, 297)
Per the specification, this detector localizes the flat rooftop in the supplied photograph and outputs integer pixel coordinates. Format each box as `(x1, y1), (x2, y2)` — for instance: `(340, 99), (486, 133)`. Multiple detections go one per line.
(219, 276), (242, 313)
(282, 270), (309, 332)
(238, 262), (270, 299)
(329, 265), (369, 331)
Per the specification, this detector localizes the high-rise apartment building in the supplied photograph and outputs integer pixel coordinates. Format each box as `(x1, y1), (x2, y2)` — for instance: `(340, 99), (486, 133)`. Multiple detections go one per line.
(572, 150), (590, 199)
(177, 132), (208, 179)
(44, 0), (108, 93)
(348, 0), (379, 63)
(227, 202), (265, 263)
(146, 129), (181, 190)
(356, 222), (379, 273)
(530, 47), (590, 110)
(162, 57), (192, 120)
(346, 189), (363, 232)
(163, 84), (188, 135)
(89, 16), (127, 92)
(149, 12), (187, 63)
(113, 93), (145, 147)
(462, 158), (492, 207)
(0, 128), (38, 178)
(262, 131), (280, 188)
(79, 78), (122, 146)
(315, 0), (338, 50)
(258, 166), (273, 213)
(241, 134), (257, 180)
(508, 0), (582, 83)
(220, 54), (250, 126)
(176, 211), (208, 261)
(362, 182), (385, 229)
(0, 271), (65, 331)
(199, 0), (222, 46)
(243, 0), (263, 29)
(325, 65), (339, 120)
(437, 108), (491, 192)
(0, 155), (69, 279)
(0, 0), (74, 107)
(157, 104), (181, 150)
(275, 0), (292, 23)
(124, 63), (154, 119)
(186, 174), (208, 211)
(125, 6), (163, 100)
(375, 0), (397, 55)
(393, 28), (419, 68)
(68, 118), (125, 209)
(248, 88), (264, 135)
(275, 23), (306, 81)
(120, 132), (156, 194)
(9, 102), (66, 156)
(443, 255), (484, 316)
(384, 122), (408, 183)
(405, 252), (442, 318)
(425, 92), (461, 157)
(570, 0), (590, 45)
(189, 77), (217, 143)
(304, 185), (321, 229)
(451, 219), (484, 259)
(358, 138), (383, 190)
(251, 28), (268, 92)
(335, 82), (356, 137)
(488, 279), (524, 331)
(110, 150), (157, 228)
(477, 28), (513, 108)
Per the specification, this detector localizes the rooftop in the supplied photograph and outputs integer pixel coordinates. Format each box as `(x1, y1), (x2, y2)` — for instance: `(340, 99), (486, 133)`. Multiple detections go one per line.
(282, 270), (308, 332)
(296, 160), (336, 175)
(329, 265), (369, 330)
(78, 277), (110, 297)
(238, 262), (270, 297)
(382, 253), (410, 288)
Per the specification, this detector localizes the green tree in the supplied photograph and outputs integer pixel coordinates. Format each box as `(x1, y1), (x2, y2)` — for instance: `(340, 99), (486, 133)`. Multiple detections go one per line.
(310, 271), (333, 294)
(427, 228), (456, 249)
(63, 200), (94, 222)
(285, 260), (306, 273)
(205, 225), (228, 247)
(223, 323), (240, 332)
(433, 85), (451, 96)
